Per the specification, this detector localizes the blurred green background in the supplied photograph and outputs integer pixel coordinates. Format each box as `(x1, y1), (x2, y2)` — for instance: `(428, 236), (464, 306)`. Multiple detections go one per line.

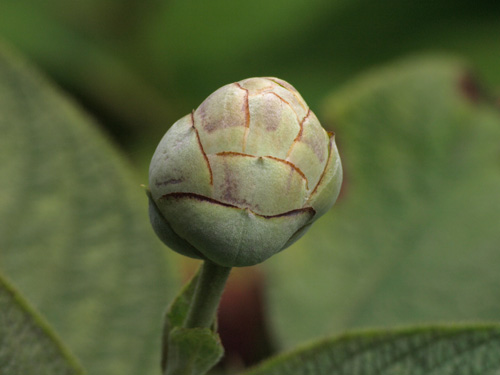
(1, 0), (499, 173)
(1, 0), (500, 374)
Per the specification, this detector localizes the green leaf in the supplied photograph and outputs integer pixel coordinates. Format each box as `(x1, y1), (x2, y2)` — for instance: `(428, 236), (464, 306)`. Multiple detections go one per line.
(0, 273), (84, 375)
(165, 271), (202, 331)
(0, 42), (180, 374)
(243, 325), (500, 375)
(161, 268), (224, 374)
(165, 327), (223, 375)
(265, 57), (500, 348)
(161, 270), (201, 371)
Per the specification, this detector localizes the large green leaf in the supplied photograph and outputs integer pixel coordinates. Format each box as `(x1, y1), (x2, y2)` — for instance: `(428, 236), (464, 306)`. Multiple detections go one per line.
(0, 273), (84, 375)
(0, 43), (179, 374)
(243, 325), (500, 375)
(266, 57), (500, 348)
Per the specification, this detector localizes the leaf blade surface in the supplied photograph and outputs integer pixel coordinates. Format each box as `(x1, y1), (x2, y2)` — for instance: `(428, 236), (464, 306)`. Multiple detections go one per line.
(0, 42), (179, 375)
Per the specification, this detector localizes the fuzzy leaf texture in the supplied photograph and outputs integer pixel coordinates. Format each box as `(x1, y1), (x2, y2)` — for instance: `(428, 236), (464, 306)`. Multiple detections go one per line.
(266, 57), (500, 348)
(0, 274), (84, 375)
(165, 327), (223, 375)
(0, 42), (179, 375)
(243, 325), (500, 375)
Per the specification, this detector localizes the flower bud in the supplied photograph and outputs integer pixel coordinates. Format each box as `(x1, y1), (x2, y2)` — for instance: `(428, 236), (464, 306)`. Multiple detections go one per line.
(148, 77), (342, 267)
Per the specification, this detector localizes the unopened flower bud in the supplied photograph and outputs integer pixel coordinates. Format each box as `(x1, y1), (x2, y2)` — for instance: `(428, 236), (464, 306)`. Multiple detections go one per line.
(148, 77), (342, 267)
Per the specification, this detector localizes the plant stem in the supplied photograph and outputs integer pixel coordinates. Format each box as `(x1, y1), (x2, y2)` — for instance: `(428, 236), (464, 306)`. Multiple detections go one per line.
(183, 261), (232, 329)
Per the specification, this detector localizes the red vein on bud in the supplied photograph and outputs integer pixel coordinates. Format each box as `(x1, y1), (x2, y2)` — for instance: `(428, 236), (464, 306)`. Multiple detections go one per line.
(266, 156), (309, 190)
(235, 83), (251, 153)
(260, 206), (315, 219)
(268, 78), (308, 112)
(191, 111), (213, 185)
(161, 192), (239, 209)
(161, 192), (316, 218)
(309, 133), (336, 198)
(269, 91), (302, 126)
(285, 109), (311, 159)
(215, 151), (309, 189)
(216, 151), (253, 157)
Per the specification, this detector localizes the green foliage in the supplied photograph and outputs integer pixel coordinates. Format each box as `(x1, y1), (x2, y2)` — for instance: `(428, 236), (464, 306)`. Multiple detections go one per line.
(162, 270), (201, 371)
(0, 44), (179, 374)
(266, 57), (500, 347)
(165, 327), (223, 375)
(165, 272), (201, 332)
(161, 269), (224, 375)
(243, 325), (500, 375)
(0, 274), (83, 375)
(1, 1), (500, 372)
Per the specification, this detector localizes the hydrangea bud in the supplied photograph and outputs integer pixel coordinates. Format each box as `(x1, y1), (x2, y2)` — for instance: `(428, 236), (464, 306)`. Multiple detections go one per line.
(148, 77), (342, 267)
